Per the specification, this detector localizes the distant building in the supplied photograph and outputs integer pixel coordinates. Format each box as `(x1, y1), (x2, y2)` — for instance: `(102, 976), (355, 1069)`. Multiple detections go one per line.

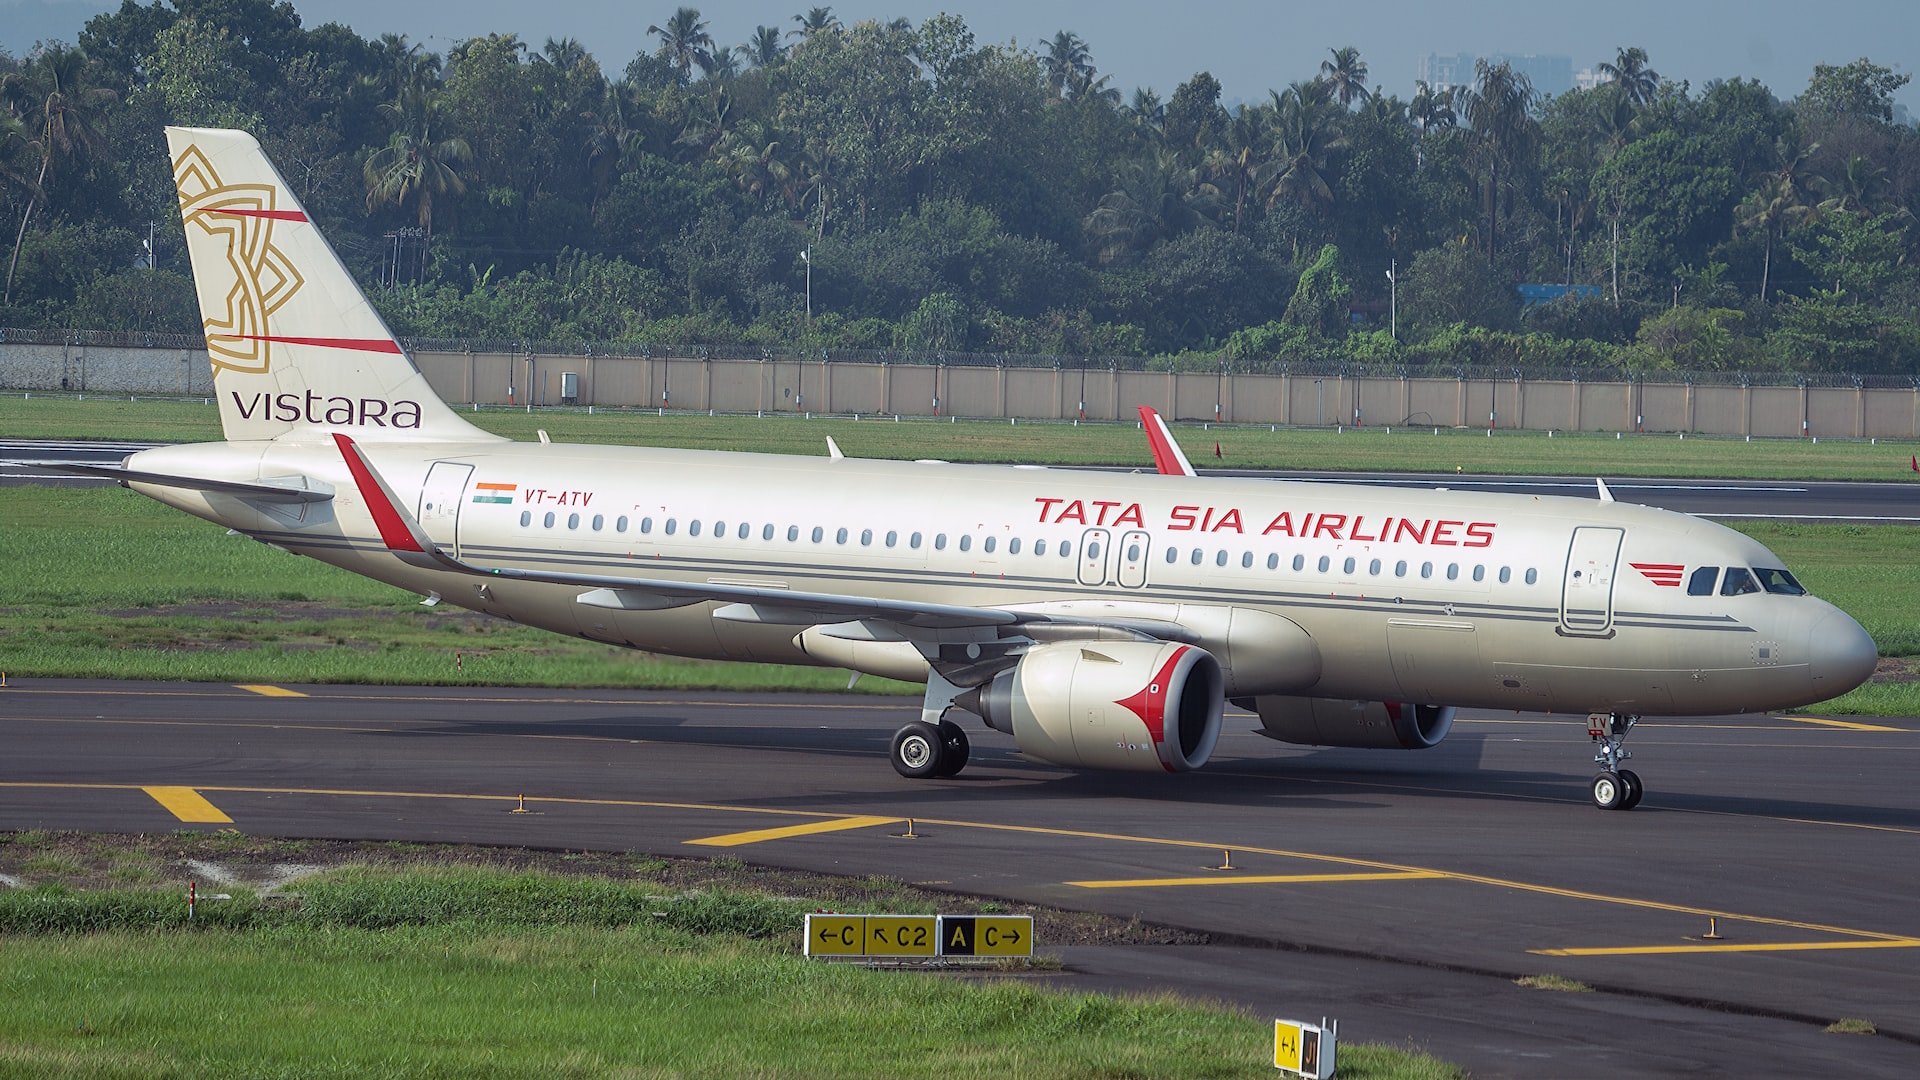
(1418, 51), (1573, 98)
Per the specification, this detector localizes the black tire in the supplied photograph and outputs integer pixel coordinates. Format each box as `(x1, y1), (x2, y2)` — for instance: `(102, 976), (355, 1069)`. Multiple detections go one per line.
(932, 720), (970, 777)
(1591, 771), (1626, 810)
(1618, 769), (1643, 810)
(890, 721), (946, 779)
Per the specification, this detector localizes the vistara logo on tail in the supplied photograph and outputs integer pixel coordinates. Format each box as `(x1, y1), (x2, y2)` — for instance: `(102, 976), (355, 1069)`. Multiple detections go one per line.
(172, 144), (307, 376)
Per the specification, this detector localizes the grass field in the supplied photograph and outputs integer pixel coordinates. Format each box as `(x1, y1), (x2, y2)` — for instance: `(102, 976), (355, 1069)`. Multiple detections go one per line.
(0, 835), (1463, 1080)
(6, 392), (1920, 479)
(0, 485), (1912, 712)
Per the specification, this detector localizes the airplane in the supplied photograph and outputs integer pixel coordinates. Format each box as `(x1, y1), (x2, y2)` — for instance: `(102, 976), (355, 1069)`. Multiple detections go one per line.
(80, 127), (1879, 811)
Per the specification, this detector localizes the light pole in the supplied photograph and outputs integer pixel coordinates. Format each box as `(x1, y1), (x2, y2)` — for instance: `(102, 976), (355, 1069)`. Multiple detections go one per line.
(801, 246), (811, 328)
(1385, 260), (1396, 340)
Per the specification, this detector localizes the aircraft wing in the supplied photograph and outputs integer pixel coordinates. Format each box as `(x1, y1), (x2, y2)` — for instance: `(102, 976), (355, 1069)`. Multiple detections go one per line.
(1138, 406), (1197, 476)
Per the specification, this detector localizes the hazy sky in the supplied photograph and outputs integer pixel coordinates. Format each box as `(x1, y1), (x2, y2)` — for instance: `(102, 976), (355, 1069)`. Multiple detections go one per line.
(5, 0), (1915, 112)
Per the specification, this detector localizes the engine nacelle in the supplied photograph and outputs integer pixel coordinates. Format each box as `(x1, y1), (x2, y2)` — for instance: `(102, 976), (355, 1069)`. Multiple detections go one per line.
(1246, 695), (1455, 750)
(964, 641), (1225, 772)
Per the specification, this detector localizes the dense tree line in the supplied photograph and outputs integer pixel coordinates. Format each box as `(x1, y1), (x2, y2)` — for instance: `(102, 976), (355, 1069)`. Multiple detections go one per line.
(3, 1), (1917, 374)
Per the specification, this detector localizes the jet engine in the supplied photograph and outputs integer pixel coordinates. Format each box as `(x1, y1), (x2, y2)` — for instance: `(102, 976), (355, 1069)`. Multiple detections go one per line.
(962, 641), (1224, 772)
(1244, 695), (1455, 750)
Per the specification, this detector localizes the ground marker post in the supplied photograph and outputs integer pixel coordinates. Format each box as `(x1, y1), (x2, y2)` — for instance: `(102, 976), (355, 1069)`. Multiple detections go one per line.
(510, 794), (530, 814)
(1703, 918), (1724, 940)
(188, 880), (195, 921)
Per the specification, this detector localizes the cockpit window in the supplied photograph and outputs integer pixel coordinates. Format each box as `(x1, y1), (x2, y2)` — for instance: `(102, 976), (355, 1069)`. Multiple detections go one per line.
(1720, 567), (1760, 596)
(1754, 567), (1806, 595)
(1687, 566), (1719, 596)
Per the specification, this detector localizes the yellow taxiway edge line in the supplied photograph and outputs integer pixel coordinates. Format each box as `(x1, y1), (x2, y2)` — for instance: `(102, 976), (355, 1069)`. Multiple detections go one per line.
(1776, 716), (1903, 732)
(141, 786), (233, 823)
(1069, 871), (1444, 889)
(234, 684), (308, 698)
(684, 815), (901, 846)
(1533, 939), (1920, 957)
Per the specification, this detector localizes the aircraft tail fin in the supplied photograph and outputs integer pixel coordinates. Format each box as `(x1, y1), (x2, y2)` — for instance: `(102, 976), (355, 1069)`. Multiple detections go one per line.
(165, 127), (498, 445)
(1138, 406), (1197, 477)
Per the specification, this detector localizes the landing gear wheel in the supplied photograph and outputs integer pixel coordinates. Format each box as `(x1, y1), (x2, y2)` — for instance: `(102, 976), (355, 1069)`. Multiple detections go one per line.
(1591, 771), (1627, 810)
(1618, 769), (1643, 810)
(931, 720), (970, 777)
(890, 721), (946, 779)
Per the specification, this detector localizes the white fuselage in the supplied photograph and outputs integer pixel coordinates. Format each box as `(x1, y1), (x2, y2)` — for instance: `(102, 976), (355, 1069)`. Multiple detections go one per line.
(126, 436), (1876, 718)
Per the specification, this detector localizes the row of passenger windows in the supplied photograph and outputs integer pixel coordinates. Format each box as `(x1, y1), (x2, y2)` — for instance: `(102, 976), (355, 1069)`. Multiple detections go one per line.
(513, 510), (1541, 585)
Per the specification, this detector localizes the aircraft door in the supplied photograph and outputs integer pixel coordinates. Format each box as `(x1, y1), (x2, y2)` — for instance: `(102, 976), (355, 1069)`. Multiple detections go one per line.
(1116, 530), (1151, 588)
(1077, 528), (1111, 587)
(417, 462), (474, 556)
(1560, 526), (1624, 636)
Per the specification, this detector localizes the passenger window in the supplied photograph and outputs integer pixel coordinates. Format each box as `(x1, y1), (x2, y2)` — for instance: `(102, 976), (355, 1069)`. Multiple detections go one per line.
(787, 525), (798, 541)
(1241, 551), (1253, 568)
(711, 520), (723, 537)
(543, 512), (556, 528)
(591, 514), (603, 531)
(1190, 548), (1203, 566)
(617, 516), (628, 532)
(1721, 567), (1760, 596)
(1033, 538), (1045, 556)
(1087, 541), (1101, 560)
(1498, 566), (1510, 584)
(1472, 565), (1485, 582)
(1420, 561), (1433, 579)
(1215, 550), (1228, 567)
(739, 523), (751, 539)
(1687, 566), (1719, 595)
(984, 536), (997, 553)
(688, 520), (701, 537)
(640, 517), (653, 534)
(1059, 542), (1071, 559)
(761, 524), (773, 540)
(1369, 559), (1381, 575)
(564, 513), (578, 530)
(959, 535), (972, 552)
(1755, 568), (1806, 595)
(911, 532), (923, 549)
(1446, 563), (1458, 580)
(1525, 568), (1538, 585)
(519, 511), (531, 527)
(811, 526), (824, 543)
(1009, 538), (1021, 555)
(1267, 554), (1279, 570)
(836, 527), (848, 544)
(1317, 555), (1330, 573)
(886, 530), (898, 548)
(1343, 557), (1356, 574)
(1292, 554), (1306, 572)
(860, 529), (872, 545)
(1165, 547), (1179, 564)
(934, 533), (946, 550)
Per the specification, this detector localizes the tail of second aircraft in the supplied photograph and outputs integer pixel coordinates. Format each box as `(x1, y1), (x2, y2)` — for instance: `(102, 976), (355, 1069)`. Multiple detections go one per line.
(165, 126), (497, 445)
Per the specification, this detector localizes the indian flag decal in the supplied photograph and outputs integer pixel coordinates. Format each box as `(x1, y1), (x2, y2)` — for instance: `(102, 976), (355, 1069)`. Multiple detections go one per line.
(1631, 562), (1685, 587)
(472, 482), (516, 505)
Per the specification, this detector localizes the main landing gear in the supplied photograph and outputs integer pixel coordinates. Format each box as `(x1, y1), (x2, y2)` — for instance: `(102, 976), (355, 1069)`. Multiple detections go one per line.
(1587, 712), (1643, 811)
(890, 719), (970, 779)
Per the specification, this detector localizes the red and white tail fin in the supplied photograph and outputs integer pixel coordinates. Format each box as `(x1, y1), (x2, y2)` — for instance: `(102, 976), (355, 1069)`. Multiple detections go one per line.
(165, 127), (498, 445)
(1138, 406), (1197, 477)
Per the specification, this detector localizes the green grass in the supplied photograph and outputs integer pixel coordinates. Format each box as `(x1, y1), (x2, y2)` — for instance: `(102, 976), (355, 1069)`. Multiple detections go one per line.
(1, 485), (1913, 711)
(5, 391), (1920, 479)
(0, 865), (1465, 1079)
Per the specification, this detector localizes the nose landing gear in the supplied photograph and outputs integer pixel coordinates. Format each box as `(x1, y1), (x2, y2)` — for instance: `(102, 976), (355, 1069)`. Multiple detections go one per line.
(1588, 713), (1643, 810)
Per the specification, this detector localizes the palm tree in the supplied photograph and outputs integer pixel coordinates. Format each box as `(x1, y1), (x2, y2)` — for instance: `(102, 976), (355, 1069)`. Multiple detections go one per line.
(363, 84), (472, 278)
(1126, 88), (1166, 136)
(1041, 31), (1092, 102)
(788, 7), (840, 41)
(1457, 59), (1537, 263)
(647, 7), (714, 81)
(1261, 81), (1346, 217)
(1410, 80), (1455, 133)
(1813, 154), (1889, 220)
(744, 26), (785, 68)
(694, 47), (740, 82)
(1597, 46), (1659, 107)
(1320, 46), (1371, 108)
(1735, 136), (1818, 302)
(2, 44), (113, 305)
(1205, 104), (1274, 234)
(1084, 148), (1208, 265)
(540, 37), (589, 72)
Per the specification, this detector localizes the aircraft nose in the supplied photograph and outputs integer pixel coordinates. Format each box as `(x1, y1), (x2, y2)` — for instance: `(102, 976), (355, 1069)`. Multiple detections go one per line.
(1806, 609), (1878, 700)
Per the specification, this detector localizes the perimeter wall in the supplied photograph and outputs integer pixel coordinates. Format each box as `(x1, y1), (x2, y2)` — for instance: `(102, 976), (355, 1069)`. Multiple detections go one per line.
(5, 335), (1917, 439)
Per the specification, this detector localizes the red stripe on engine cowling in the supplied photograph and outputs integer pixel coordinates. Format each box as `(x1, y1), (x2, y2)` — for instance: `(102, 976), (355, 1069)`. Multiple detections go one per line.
(1112, 645), (1192, 772)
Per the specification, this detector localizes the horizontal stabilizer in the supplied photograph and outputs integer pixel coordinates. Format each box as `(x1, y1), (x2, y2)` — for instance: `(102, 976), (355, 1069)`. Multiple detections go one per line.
(43, 461), (333, 503)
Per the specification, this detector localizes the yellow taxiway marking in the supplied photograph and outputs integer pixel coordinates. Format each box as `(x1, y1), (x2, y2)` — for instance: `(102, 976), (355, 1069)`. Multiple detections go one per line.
(234, 684), (307, 698)
(684, 816), (901, 847)
(1070, 871), (1442, 889)
(5, 781), (1911, 951)
(1534, 939), (1920, 957)
(1776, 716), (1903, 732)
(141, 786), (233, 823)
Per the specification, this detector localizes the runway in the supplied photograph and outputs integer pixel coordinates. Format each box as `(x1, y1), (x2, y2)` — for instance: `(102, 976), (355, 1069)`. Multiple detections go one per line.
(3, 680), (1917, 1078)
(7, 438), (1920, 521)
